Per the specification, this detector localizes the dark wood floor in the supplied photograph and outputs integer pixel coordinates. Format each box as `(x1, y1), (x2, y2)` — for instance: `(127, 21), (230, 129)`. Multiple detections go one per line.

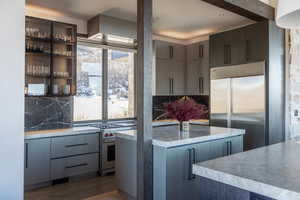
(25, 175), (126, 200)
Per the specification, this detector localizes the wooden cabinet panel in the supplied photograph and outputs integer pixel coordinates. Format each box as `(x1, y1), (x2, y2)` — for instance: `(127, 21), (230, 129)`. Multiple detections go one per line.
(244, 22), (268, 63)
(209, 22), (268, 68)
(210, 34), (226, 67)
(24, 138), (51, 186)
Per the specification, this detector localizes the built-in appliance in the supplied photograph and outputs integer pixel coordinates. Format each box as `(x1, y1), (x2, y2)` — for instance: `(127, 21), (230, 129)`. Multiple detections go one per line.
(92, 121), (136, 175)
(210, 62), (265, 151)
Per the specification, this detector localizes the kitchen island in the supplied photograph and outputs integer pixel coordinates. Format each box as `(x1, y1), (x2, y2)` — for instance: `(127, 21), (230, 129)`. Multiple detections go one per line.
(193, 140), (300, 200)
(116, 125), (245, 200)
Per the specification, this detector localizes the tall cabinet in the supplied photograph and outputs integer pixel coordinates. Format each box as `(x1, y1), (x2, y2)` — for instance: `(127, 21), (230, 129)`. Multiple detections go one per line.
(154, 40), (210, 96)
(209, 20), (285, 146)
(186, 41), (210, 95)
(155, 41), (185, 95)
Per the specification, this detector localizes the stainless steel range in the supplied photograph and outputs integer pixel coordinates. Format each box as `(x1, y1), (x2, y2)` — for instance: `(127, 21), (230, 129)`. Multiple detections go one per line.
(93, 121), (135, 175)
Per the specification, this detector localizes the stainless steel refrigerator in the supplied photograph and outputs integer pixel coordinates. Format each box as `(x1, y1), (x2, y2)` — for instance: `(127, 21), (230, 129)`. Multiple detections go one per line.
(210, 61), (266, 150)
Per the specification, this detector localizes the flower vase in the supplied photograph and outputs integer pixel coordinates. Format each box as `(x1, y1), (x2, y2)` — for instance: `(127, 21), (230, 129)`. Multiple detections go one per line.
(179, 121), (189, 132)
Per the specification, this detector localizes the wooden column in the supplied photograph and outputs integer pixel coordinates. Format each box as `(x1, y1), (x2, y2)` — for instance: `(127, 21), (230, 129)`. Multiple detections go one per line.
(201, 0), (275, 21)
(137, 0), (153, 199)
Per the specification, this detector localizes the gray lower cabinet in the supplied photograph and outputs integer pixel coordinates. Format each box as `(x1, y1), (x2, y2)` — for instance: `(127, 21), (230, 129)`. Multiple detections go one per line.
(24, 138), (51, 186)
(25, 132), (100, 187)
(51, 153), (99, 180)
(51, 133), (99, 158)
(154, 135), (243, 200)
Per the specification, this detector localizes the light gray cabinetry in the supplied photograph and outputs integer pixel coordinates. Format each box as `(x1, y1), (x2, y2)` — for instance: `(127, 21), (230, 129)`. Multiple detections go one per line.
(50, 133), (100, 180)
(155, 40), (186, 95)
(51, 153), (99, 180)
(156, 41), (171, 59)
(154, 135), (243, 200)
(24, 132), (100, 187)
(24, 138), (51, 186)
(51, 134), (99, 158)
(186, 41), (210, 95)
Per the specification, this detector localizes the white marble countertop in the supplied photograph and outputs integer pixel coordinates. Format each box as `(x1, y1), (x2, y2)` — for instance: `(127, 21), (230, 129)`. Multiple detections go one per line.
(193, 140), (300, 200)
(116, 125), (245, 148)
(25, 126), (101, 139)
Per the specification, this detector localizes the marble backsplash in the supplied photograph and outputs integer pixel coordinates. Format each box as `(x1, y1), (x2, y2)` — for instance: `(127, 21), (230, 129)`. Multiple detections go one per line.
(25, 97), (73, 131)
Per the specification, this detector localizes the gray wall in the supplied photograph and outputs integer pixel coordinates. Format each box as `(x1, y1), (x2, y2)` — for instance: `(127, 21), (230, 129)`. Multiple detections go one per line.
(25, 97), (73, 131)
(0, 0), (25, 199)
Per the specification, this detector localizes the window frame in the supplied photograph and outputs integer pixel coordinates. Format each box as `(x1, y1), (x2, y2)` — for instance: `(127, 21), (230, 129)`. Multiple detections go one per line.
(74, 39), (137, 123)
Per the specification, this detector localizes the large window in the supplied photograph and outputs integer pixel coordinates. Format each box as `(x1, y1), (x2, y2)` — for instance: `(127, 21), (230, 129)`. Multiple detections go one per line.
(108, 50), (135, 119)
(73, 43), (135, 122)
(73, 44), (102, 121)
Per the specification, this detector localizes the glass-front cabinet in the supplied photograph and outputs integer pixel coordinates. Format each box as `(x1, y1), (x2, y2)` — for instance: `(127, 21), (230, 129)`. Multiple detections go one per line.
(25, 16), (77, 97)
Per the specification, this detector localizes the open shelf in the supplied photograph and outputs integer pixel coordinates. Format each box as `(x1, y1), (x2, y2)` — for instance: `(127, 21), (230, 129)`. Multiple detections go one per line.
(25, 16), (77, 97)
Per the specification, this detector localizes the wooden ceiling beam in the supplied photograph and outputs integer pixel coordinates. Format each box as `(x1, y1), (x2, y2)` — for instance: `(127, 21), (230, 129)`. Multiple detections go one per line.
(201, 0), (275, 21)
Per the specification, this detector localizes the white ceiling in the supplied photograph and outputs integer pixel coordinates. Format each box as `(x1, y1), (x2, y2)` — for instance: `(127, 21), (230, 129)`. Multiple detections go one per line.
(26, 0), (254, 40)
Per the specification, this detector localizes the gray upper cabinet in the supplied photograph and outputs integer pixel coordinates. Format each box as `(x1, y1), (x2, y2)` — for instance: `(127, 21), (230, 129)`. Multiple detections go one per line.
(156, 41), (172, 60)
(210, 22), (268, 68)
(244, 22), (268, 63)
(173, 44), (186, 62)
(24, 138), (51, 186)
(186, 40), (210, 95)
(155, 40), (186, 95)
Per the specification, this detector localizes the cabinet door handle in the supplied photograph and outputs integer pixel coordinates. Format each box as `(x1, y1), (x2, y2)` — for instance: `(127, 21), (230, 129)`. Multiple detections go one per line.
(65, 143), (88, 148)
(199, 45), (204, 58)
(169, 46), (174, 59)
(65, 163), (88, 169)
(25, 143), (29, 169)
(169, 78), (174, 95)
(224, 45), (231, 64)
(226, 141), (232, 155)
(169, 78), (172, 94)
(171, 78), (174, 94)
(246, 40), (250, 62)
(188, 148), (196, 180)
(199, 77), (204, 94)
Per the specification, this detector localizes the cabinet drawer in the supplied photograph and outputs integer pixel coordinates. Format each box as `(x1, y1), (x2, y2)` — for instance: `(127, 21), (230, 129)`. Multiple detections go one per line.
(51, 153), (99, 180)
(51, 133), (99, 158)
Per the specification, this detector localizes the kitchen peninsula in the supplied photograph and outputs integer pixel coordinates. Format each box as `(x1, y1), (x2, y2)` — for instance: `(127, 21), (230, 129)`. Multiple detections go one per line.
(116, 125), (245, 200)
(193, 140), (300, 200)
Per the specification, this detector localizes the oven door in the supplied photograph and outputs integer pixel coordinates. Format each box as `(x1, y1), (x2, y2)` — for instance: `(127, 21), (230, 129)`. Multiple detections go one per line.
(102, 141), (115, 170)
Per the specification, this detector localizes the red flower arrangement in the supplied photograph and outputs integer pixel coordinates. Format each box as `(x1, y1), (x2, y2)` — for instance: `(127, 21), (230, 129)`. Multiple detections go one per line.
(163, 96), (208, 122)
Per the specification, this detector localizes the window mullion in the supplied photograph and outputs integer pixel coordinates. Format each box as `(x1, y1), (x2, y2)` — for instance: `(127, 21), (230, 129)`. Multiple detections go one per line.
(102, 48), (109, 121)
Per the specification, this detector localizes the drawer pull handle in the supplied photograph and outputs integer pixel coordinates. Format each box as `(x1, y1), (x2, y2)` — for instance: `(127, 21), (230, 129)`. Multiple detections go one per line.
(65, 163), (88, 169)
(188, 148), (196, 180)
(65, 143), (88, 148)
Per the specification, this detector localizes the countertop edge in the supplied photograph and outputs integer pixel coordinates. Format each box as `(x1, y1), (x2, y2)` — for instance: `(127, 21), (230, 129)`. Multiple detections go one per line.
(25, 127), (101, 140)
(192, 164), (300, 200)
(152, 131), (245, 148)
(116, 130), (245, 148)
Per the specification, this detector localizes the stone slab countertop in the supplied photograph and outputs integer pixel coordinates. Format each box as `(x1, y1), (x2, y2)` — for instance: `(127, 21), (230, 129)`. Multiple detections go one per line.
(25, 126), (101, 139)
(193, 140), (300, 200)
(116, 125), (245, 148)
